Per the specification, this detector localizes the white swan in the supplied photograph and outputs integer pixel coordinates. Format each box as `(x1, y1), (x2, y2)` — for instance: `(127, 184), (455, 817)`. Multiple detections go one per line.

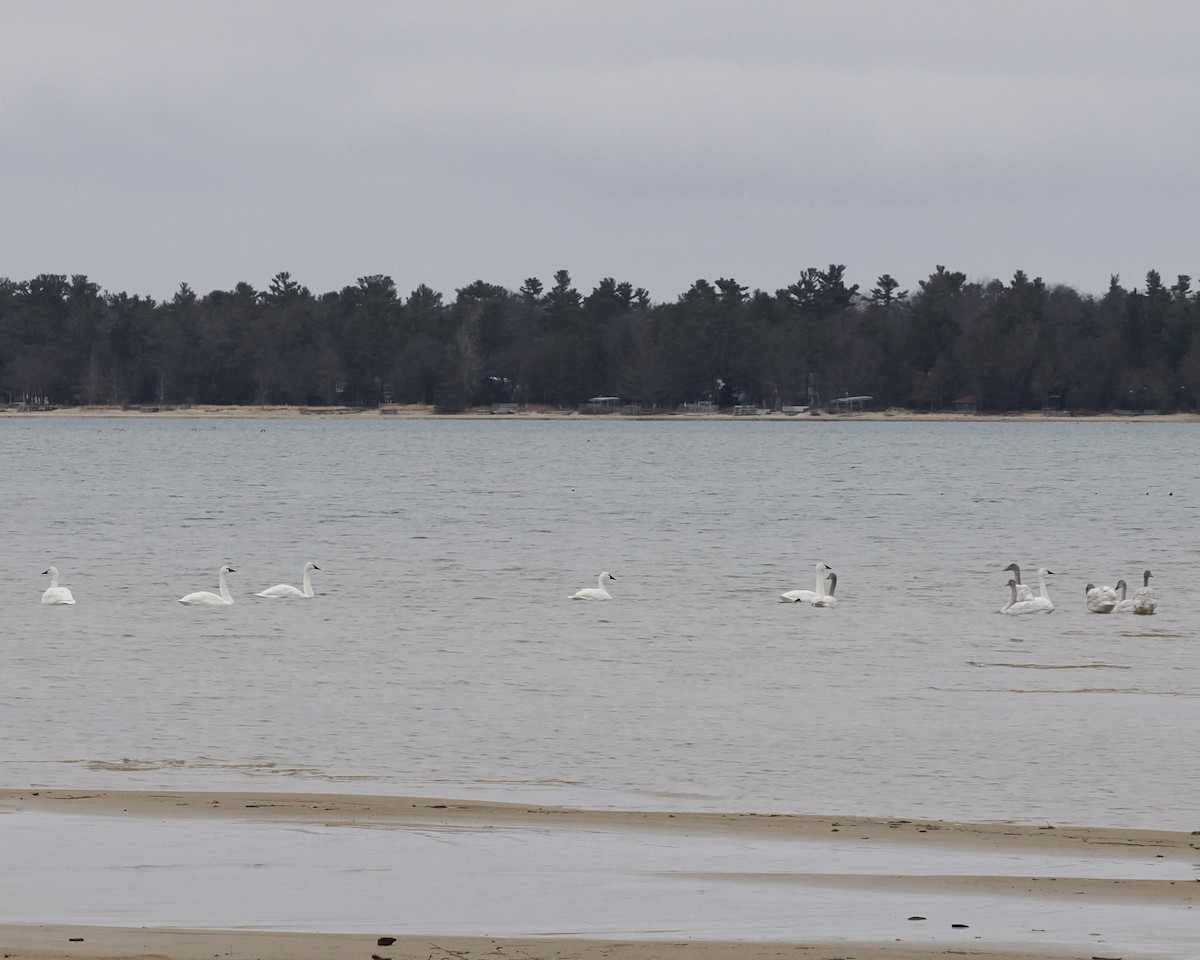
(256, 562), (320, 599)
(1002, 563), (1036, 602)
(571, 571), (615, 600)
(1113, 580), (1135, 613)
(1001, 578), (1048, 615)
(1085, 582), (1118, 614)
(1027, 566), (1056, 612)
(781, 562), (832, 603)
(812, 571), (839, 607)
(178, 566), (235, 605)
(41, 566), (76, 605)
(1133, 569), (1157, 615)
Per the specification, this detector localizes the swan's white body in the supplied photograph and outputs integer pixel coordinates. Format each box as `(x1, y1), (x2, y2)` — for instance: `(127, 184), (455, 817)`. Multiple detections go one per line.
(1113, 580), (1135, 613)
(1003, 563), (1036, 602)
(179, 565), (235, 605)
(1001, 575), (1052, 615)
(1025, 567), (1055, 612)
(1085, 582), (1118, 614)
(781, 562), (832, 603)
(1133, 569), (1157, 615)
(256, 562), (319, 598)
(41, 566), (76, 605)
(811, 571), (839, 607)
(571, 571), (615, 600)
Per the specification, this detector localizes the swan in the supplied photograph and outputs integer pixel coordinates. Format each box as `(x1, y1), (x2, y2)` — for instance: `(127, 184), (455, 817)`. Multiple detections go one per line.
(571, 571), (615, 600)
(1085, 582), (1118, 614)
(1112, 580), (1135, 613)
(781, 562), (832, 603)
(812, 571), (839, 607)
(1002, 563), (1036, 602)
(178, 566), (235, 605)
(1001, 578), (1048, 615)
(256, 562), (320, 599)
(41, 566), (76, 605)
(1022, 568), (1055, 612)
(1133, 569), (1157, 615)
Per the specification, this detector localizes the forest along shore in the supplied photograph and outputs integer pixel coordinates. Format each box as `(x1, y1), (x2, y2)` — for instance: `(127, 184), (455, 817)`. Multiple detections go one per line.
(5, 403), (1200, 422)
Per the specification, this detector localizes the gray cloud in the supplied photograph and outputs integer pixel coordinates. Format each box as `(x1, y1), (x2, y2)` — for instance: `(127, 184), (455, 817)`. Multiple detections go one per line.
(3, 0), (1199, 302)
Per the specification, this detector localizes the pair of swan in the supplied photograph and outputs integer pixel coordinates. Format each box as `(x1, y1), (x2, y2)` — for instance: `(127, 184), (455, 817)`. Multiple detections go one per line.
(178, 562), (320, 606)
(780, 562), (839, 607)
(1000, 565), (1054, 614)
(570, 571), (616, 600)
(1112, 570), (1157, 615)
(41, 566), (76, 605)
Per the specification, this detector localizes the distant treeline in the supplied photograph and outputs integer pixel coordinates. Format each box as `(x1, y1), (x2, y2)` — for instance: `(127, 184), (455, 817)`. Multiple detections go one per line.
(1, 266), (1197, 412)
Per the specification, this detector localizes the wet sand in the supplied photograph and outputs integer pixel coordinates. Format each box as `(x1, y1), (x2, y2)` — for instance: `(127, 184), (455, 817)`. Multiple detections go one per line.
(1, 790), (1195, 960)
(0, 925), (1122, 960)
(3, 788), (1196, 860)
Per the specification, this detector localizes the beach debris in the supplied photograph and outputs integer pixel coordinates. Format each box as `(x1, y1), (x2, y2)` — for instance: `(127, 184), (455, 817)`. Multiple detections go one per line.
(907, 916), (926, 921)
(377, 938), (396, 946)
(68, 938), (84, 942)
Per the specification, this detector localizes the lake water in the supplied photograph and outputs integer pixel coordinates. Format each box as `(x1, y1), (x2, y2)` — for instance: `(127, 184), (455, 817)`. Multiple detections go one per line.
(2, 416), (1197, 829)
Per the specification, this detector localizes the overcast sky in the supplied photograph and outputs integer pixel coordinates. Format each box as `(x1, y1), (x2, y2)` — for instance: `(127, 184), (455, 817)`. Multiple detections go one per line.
(3, 1), (1198, 303)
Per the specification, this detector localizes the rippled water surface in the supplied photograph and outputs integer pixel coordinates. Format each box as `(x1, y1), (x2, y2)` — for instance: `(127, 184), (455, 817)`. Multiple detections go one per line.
(2, 416), (1197, 827)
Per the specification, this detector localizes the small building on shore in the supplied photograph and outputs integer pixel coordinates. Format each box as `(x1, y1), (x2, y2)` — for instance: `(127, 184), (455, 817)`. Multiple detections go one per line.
(828, 395), (873, 413)
(581, 396), (621, 414)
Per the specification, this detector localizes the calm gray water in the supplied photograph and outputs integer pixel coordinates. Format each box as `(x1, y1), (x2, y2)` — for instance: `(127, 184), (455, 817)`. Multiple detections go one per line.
(2, 417), (1197, 828)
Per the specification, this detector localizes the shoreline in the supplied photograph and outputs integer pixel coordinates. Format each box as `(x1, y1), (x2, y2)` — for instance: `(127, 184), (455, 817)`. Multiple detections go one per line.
(3, 790), (1194, 960)
(3, 787), (1197, 857)
(3, 403), (1199, 423)
(0, 926), (1103, 960)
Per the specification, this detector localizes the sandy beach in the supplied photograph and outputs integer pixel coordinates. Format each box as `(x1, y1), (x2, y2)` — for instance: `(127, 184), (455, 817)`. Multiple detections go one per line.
(0, 925), (1129, 960)
(1, 790), (1195, 960)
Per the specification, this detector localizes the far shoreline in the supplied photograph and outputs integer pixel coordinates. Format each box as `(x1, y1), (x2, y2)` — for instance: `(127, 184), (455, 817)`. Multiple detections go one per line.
(4, 403), (1199, 423)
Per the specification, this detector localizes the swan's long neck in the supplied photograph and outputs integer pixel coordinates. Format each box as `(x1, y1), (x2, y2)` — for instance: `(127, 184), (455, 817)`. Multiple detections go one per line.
(813, 565), (827, 598)
(1116, 580), (1127, 600)
(826, 572), (837, 597)
(218, 569), (232, 602)
(596, 574), (607, 590)
(1143, 571), (1152, 587)
(302, 569), (314, 598)
(1008, 582), (1018, 604)
(1037, 573), (1050, 601)
(1010, 564), (1023, 585)
(48, 568), (60, 588)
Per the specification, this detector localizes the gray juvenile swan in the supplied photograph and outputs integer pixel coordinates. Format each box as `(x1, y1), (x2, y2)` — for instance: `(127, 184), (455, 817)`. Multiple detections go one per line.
(1133, 569), (1158, 615)
(178, 565), (235, 606)
(256, 562), (320, 599)
(41, 566), (76, 605)
(1113, 580), (1134, 613)
(1002, 563), (1036, 602)
(812, 571), (839, 607)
